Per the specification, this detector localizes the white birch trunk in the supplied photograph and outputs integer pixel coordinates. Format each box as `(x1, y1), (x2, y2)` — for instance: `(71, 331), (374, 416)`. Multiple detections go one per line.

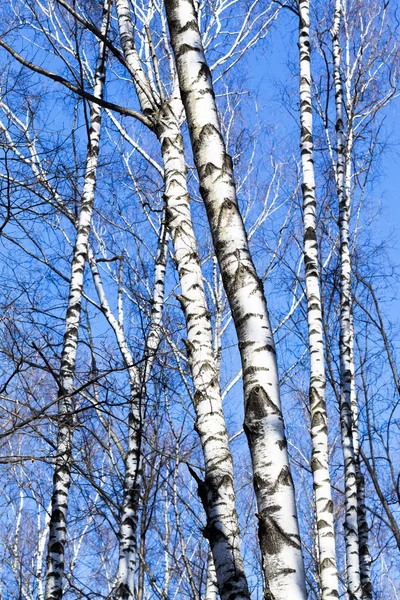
(37, 502), (52, 600)
(356, 467), (372, 599)
(297, 2), (339, 598)
(331, 2), (369, 596)
(157, 96), (250, 600)
(164, 1), (307, 597)
(142, 217), (168, 382)
(89, 252), (141, 599)
(116, 381), (142, 599)
(44, 3), (111, 598)
(89, 234), (167, 599)
(115, 221), (168, 600)
(204, 549), (218, 600)
(349, 318), (371, 598)
(115, 0), (155, 116)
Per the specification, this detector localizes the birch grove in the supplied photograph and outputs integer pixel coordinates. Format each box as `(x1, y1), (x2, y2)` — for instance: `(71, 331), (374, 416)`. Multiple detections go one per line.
(0, 0), (399, 598)
(112, 2), (250, 596)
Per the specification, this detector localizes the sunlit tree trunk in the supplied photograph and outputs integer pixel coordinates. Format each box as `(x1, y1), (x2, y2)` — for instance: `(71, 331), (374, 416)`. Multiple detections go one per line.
(44, 2), (112, 598)
(164, 1), (307, 597)
(204, 549), (218, 600)
(157, 93), (250, 600)
(331, 1), (368, 596)
(297, 1), (339, 598)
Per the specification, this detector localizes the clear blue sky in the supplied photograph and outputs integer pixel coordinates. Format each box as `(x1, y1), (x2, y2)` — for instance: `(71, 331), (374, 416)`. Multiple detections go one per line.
(241, 9), (400, 324)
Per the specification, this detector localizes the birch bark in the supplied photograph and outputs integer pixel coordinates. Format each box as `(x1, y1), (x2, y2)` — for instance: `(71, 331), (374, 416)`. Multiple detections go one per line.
(89, 252), (141, 599)
(114, 3), (250, 597)
(44, 3), (111, 598)
(331, 2), (369, 596)
(297, 1), (339, 598)
(89, 227), (167, 599)
(157, 93), (250, 600)
(205, 549), (218, 600)
(116, 224), (167, 599)
(164, 1), (307, 597)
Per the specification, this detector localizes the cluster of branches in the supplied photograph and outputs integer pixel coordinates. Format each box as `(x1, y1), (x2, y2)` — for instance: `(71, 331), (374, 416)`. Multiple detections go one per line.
(0, 0), (399, 599)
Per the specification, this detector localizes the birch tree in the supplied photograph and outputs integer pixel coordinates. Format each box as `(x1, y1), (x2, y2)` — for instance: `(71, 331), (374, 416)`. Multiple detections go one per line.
(164, 0), (307, 597)
(0, 86), (168, 598)
(330, 1), (398, 594)
(297, 1), (339, 597)
(0, 0), (399, 597)
(330, 3), (363, 596)
(0, 0), (269, 594)
(311, 0), (399, 594)
(44, 2), (112, 597)
(89, 225), (167, 598)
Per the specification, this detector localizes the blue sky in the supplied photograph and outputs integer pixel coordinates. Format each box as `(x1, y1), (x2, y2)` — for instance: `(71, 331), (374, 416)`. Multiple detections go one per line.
(241, 7), (400, 326)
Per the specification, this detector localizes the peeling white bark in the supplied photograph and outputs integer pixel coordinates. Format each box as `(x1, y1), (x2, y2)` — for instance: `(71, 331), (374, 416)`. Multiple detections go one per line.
(44, 3), (112, 598)
(298, 1), (339, 598)
(164, 1), (307, 597)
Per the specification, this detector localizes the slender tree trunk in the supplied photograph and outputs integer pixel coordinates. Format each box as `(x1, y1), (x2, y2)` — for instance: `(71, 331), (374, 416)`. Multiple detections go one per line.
(157, 95), (250, 600)
(37, 503), (51, 600)
(115, 0), (155, 116)
(297, 1), (339, 598)
(44, 3), (111, 598)
(164, 1), (307, 597)
(88, 259), (141, 600)
(359, 447), (400, 551)
(355, 467), (372, 598)
(331, 2), (369, 597)
(89, 221), (167, 599)
(142, 217), (168, 384)
(350, 317), (371, 599)
(358, 277), (400, 551)
(115, 223), (167, 600)
(116, 378), (143, 599)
